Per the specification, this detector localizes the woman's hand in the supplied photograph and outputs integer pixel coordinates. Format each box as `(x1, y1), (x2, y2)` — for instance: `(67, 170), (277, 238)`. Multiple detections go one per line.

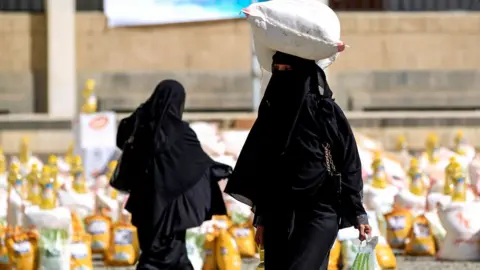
(255, 225), (264, 247)
(358, 224), (372, 241)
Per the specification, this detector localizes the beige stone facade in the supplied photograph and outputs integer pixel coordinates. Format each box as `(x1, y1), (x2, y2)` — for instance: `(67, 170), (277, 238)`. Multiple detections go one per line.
(1, 12), (480, 112)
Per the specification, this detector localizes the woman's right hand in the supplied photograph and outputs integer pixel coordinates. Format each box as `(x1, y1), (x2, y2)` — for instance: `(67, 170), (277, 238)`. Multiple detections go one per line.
(255, 225), (264, 247)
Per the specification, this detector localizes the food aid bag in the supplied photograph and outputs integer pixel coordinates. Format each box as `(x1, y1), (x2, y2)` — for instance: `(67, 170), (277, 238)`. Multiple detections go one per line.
(437, 201), (480, 261)
(23, 207), (72, 270)
(424, 210), (446, 247)
(351, 237), (380, 270)
(186, 228), (204, 270)
(405, 215), (436, 256)
(202, 230), (217, 270)
(393, 189), (426, 215)
(363, 185), (397, 214)
(38, 228), (71, 270)
(104, 222), (140, 266)
(215, 229), (242, 270)
(328, 239), (341, 270)
(228, 223), (256, 258)
(70, 233), (93, 270)
(375, 236), (396, 269)
(243, 0), (344, 62)
(384, 208), (413, 250)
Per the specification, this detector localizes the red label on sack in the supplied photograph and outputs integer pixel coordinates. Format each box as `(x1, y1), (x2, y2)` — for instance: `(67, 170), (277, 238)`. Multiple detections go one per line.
(89, 115), (109, 130)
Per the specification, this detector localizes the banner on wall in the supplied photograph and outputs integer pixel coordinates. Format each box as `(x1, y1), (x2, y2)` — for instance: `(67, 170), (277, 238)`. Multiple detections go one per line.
(104, 0), (268, 27)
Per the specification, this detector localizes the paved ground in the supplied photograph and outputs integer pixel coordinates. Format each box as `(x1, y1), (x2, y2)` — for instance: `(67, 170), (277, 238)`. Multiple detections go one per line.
(92, 256), (480, 269)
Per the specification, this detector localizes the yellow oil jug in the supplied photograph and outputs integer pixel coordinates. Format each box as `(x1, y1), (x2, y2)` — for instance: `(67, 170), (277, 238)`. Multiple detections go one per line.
(47, 155), (61, 190)
(71, 156), (87, 194)
(371, 151), (387, 189)
(105, 160), (118, 200)
(453, 130), (466, 155)
(0, 148), (5, 175)
(451, 169), (467, 202)
(425, 133), (439, 164)
(408, 160), (426, 196)
(26, 164), (41, 205)
(444, 156), (460, 195)
(257, 248), (264, 270)
(396, 135), (407, 152)
(8, 163), (27, 199)
(81, 79), (98, 114)
(19, 137), (30, 165)
(39, 166), (57, 210)
(65, 142), (75, 167)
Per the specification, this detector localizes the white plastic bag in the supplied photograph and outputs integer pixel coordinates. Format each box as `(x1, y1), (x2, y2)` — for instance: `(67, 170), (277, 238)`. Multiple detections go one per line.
(351, 237), (379, 270)
(244, 0), (344, 62)
(186, 228), (204, 270)
(437, 201), (480, 261)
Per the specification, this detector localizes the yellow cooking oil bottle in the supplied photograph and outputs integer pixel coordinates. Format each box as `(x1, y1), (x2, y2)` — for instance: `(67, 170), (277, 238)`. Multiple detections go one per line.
(0, 146), (6, 175)
(47, 155), (61, 190)
(105, 160), (118, 200)
(425, 133), (440, 164)
(39, 166), (57, 210)
(81, 79), (98, 114)
(371, 151), (388, 189)
(71, 155), (88, 194)
(65, 142), (75, 167)
(453, 130), (467, 156)
(444, 156), (460, 195)
(396, 135), (408, 152)
(451, 167), (467, 202)
(7, 163), (27, 199)
(408, 158), (426, 196)
(26, 163), (42, 205)
(19, 136), (30, 165)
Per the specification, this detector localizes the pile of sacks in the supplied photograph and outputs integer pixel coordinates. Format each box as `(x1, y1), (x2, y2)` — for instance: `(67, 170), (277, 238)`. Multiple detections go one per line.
(360, 131), (480, 262)
(0, 140), (140, 269)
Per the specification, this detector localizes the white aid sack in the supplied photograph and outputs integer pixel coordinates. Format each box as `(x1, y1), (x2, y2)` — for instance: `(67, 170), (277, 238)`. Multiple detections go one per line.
(220, 130), (249, 157)
(437, 201), (480, 261)
(7, 189), (28, 227)
(24, 207), (72, 270)
(244, 0), (344, 62)
(95, 193), (119, 221)
(190, 122), (226, 156)
(57, 190), (95, 219)
(394, 189), (426, 214)
(468, 154), (480, 195)
(363, 185), (398, 214)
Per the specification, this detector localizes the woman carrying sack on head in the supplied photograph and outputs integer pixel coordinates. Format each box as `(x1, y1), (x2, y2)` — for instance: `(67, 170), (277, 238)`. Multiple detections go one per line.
(225, 52), (371, 270)
(115, 80), (232, 270)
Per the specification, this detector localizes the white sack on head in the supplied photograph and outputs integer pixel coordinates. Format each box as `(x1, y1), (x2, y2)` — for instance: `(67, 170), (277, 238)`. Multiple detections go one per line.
(244, 0), (344, 62)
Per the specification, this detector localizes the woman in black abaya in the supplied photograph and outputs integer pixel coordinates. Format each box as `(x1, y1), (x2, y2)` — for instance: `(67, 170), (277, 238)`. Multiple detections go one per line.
(117, 80), (231, 270)
(225, 52), (371, 270)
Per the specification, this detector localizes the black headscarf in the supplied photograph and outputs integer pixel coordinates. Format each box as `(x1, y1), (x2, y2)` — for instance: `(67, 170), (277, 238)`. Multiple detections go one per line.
(225, 52), (365, 225)
(140, 80), (216, 202)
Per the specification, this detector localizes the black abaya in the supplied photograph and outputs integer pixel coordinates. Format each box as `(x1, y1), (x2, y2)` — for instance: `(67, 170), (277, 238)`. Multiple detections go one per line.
(224, 53), (368, 270)
(117, 80), (231, 270)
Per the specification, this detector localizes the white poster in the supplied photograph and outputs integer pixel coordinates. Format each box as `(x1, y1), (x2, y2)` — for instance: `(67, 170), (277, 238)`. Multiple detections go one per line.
(103, 0), (263, 28)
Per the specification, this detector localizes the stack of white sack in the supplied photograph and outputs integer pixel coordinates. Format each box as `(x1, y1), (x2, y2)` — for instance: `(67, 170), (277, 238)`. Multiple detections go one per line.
(364, 184), (398, 215)
(220, 130), (249, 158)
(437, 201), (480, 261)
(468, 153), (480, 195)
(190, 122), (226, 156)
(57, 188), (95, 220)
(23, 206), (72, 270)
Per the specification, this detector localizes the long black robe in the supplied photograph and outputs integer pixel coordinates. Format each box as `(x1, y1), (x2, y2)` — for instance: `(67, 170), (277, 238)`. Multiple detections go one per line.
(117, 80), (231, 270)
(224, 53), (368, 269)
